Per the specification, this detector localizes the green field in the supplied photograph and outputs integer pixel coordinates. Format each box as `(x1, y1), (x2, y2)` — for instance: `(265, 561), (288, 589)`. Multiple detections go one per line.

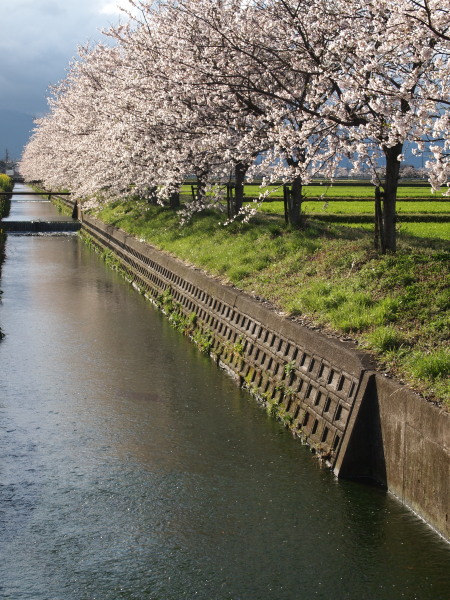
(181, 181), (448, 198)
(257, 199), (450, 214)
(181, 182), (450, 241)
(243, 182), (448, 199)
(258, 201), (450, 241)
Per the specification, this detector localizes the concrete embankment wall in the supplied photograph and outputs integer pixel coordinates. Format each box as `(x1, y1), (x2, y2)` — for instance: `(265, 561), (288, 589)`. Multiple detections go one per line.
(76, 209), (449, 541)
(375, 376), (449, 540)
(2, 221), (81, 233)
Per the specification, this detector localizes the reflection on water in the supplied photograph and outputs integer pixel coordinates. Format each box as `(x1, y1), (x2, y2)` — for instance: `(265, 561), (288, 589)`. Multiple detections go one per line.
(0, 200), (449, 600)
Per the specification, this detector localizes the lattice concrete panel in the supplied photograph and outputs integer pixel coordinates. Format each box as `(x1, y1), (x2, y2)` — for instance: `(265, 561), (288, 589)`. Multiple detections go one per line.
(82, 215), (373, 467)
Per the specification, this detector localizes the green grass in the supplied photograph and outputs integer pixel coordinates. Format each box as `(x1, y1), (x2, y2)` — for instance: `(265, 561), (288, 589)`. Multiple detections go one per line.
(182, 182), (450, 241)
(0, 180), (12, 222)
(300, 184), (448, 199)
(93, 199), (450, 408)
(0, 174), (13, 193)
(303, 200), (450, 213)
(256, 200), (450, 241)
(0, 197), (11, 220)
(182, 182), (448, 201)
(258, 199), (449, 214)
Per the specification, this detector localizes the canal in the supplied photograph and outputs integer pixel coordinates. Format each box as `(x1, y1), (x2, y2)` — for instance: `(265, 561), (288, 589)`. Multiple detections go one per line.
(0, 187), (449, 600)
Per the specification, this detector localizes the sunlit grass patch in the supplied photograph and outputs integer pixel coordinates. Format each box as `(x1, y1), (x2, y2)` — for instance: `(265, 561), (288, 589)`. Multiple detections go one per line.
(0, 174), (13, 193)
(409, 349), (450, 380)
(258, 197), (450, 214)
(241, 182), (445, 200)
(397, 222), (450, 241)
(255, 196), (450, 243)
(406, 350), (450, 403)
(364, 326), (407, 352)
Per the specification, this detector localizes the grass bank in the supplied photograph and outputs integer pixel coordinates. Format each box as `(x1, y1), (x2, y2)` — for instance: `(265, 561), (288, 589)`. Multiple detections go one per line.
(0, 174), (13, 224)
(93, 200), (450, 407)
(0, 174), (13, 194)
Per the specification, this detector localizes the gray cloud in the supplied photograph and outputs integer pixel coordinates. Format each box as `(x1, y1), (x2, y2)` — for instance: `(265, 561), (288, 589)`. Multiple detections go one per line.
(0, 0), (129, 115)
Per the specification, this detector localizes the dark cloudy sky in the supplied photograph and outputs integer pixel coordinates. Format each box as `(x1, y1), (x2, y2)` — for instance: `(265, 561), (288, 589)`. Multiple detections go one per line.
(0, 0), (132, 117)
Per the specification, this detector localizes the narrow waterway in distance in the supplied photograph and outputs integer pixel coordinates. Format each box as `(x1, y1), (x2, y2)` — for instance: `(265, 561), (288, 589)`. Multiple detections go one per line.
(0, 188), (449, 600)
(1, 184), (73, 223)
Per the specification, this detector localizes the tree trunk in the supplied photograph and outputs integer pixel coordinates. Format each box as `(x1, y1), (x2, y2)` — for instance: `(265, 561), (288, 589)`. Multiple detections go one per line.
(285, 155), (304, 228)
(146, 186), (158, 206)
(283, 176), (303, 227)
(194, 168), (209, 204)
(227, 162), (249, 218)
(374, 186), (385, 253)
(289, 175), (303, 227)
(169, 189), (180, 209)
(233, 162), (248, 216)
(382, 143), (403, 253)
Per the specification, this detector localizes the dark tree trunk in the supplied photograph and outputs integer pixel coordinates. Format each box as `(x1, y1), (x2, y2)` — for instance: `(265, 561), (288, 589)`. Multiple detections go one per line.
(233, 162), (248, 215)
(382, 142), (403, 253)
(285, 155), (304, 228)
(289, 175), (303, 227)
(374, 186), (385, 253)
(169, 190), (180, 209)
(146, 186), (158, 206)
(283, 175), (303, 227)
(227, 162), (249, 218)
(71, 199), (79, 219)
(193, 168), (209, 204)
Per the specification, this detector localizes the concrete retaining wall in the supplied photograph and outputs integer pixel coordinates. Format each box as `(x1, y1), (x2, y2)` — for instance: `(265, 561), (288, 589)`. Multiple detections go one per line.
(2, 220), (81, 233)
(375, 376), (449, 539)
(78, 211), (449, 541)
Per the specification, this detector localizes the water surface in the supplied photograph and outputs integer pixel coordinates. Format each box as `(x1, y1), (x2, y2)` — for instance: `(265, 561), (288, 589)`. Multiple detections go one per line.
(0, 192), (449, 600)
(2, 184), (71, 222)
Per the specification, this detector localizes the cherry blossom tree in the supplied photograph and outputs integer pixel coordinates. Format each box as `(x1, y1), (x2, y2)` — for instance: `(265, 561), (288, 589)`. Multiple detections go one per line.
(398, 0), (450, 193)
(20, 0), (450, 252)
(108, 0), (271, 218)
(222, 0), (448, 250)
(157, 0), (346, 226)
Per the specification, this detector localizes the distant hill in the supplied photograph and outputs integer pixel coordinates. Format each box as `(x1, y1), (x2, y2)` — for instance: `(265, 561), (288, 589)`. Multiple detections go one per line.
(0, 109), (35, 161)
